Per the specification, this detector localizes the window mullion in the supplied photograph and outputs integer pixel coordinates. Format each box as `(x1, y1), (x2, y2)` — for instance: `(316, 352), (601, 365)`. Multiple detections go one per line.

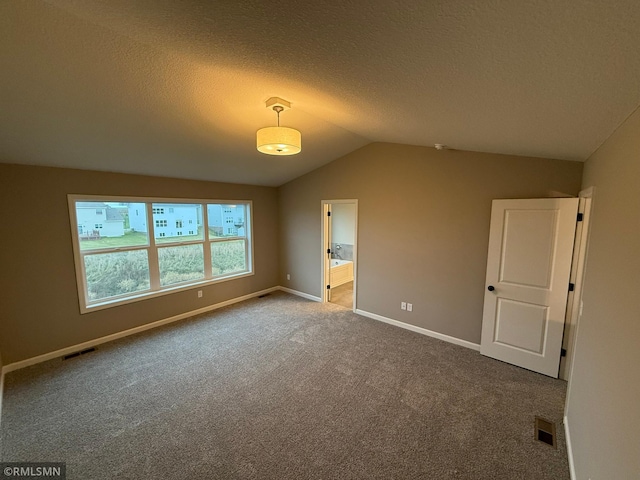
(146, 202), (161, 290)
(246, 203), (252, 271)
(202, 204), (212, 279)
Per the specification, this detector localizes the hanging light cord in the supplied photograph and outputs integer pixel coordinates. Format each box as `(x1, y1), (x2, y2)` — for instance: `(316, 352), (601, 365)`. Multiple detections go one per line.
(273, 106), (284, 126)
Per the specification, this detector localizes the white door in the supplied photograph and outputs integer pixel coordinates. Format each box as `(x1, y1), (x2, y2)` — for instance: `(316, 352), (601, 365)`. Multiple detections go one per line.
(480, 198), (579, 378)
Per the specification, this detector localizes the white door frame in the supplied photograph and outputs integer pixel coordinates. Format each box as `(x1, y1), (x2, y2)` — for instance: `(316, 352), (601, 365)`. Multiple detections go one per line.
(322, 202), (332, 302)
(562, 187), (595, 386)
(321, 199), (358, 310)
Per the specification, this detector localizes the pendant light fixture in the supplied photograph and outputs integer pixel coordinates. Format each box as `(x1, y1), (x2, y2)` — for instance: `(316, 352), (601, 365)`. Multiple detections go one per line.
(256, 97), (301, 155)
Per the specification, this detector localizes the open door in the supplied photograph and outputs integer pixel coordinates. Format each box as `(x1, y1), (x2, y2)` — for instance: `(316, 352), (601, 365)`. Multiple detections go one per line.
(323, 203), (332, 302)
(480, 198), (579, 378)
(321, 200), (358, 310)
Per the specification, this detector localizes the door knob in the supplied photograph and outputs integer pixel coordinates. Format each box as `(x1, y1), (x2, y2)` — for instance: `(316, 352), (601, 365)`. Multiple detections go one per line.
(487, 285), (495, 292)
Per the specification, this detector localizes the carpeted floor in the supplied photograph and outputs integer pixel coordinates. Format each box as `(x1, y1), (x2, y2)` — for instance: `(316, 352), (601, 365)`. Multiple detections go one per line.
(1, 292), (570, 479)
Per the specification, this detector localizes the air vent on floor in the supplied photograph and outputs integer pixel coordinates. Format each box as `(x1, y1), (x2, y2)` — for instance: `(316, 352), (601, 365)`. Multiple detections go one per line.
(63, 347), (96, 361)
(534, 416), (557, 448)
(258, 293), (271, 298)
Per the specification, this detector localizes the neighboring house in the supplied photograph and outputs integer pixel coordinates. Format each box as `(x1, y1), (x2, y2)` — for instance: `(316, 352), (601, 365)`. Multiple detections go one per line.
(208, 205), (246, 237)
(129, 203), (201, 238)
(76, 202), (124, 238)
(128, 203), (245, 238)
(128, 203), (148, 233)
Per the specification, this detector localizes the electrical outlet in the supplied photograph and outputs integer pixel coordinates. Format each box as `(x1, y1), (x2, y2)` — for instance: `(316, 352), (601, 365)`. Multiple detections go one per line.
(287, 274), (290, 280)
(401, 302), (407, 310)
(197, 290), (203, 298)
(407, 303), (413, 312)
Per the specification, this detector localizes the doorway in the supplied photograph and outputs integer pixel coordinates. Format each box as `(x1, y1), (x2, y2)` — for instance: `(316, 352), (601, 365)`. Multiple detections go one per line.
(560, 187), (594, 381)
(322, 200), (358, 310)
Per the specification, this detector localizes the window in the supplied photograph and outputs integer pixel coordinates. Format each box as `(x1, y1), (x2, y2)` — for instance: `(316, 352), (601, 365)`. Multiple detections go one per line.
(95, 209), (103, 215)
(208, 204), (249, 275)
(69, 196), (253, 313)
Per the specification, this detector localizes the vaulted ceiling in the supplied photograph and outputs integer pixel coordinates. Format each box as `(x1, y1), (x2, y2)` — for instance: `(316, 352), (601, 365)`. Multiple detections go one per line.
(2, 0), (640, 186)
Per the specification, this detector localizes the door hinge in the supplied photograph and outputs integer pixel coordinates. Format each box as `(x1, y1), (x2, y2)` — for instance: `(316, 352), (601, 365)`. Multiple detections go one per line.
(569, 283), (575, 292)
(326, 284), (330, 290)
(561, 348), (567, 357)
(327, 248), (331, 254)
(577, 212), (584, 222)
(327, 211), (331, 216)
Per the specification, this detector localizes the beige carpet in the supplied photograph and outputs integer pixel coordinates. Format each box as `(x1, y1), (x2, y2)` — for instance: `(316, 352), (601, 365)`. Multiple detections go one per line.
(1, 292), (570, 479)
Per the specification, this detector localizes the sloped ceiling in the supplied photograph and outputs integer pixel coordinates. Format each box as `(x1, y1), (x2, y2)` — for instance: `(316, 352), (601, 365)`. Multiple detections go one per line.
(1, 0), (640, 186)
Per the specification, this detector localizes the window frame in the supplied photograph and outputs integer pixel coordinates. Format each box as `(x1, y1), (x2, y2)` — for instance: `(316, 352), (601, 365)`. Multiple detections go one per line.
(68, 194), (254, 314)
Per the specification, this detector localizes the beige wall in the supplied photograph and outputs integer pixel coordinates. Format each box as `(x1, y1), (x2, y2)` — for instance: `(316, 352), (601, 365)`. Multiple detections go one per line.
(0, 164), (279, 364)
(278, 143), (583, 344)
(566, 108), (640, 478)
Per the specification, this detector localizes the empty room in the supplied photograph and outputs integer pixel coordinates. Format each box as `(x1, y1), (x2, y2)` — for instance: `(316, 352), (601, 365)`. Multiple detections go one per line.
(1, 1), (638, 479)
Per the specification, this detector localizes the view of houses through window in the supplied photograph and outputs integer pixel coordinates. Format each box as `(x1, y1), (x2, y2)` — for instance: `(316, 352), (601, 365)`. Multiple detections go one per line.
(70, 198), (252, 312)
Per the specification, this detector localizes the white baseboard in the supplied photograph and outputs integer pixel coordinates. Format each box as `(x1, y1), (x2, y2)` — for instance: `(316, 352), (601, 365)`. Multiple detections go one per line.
(1, 286), (280, 375)
(278, 286), (322, 302)
(564, 415), (576, 480)
(355, 309), (481, 351)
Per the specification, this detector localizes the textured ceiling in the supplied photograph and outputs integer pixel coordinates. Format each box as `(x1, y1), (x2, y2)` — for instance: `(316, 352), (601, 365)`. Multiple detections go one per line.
(1, 0), (640, 186)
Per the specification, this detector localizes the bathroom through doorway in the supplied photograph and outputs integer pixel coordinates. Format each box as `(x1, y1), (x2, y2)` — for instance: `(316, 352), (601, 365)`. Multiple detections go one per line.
(322, 200), (358, 310)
